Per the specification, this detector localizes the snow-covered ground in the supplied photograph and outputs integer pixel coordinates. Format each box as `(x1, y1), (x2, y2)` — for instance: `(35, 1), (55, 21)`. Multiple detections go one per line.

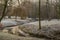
(1, 19), (60, 27)
(1, 19), (31, 27)
(23, 19), (60, 27)
(19, 19), (60, 35)
(1, 19), (17, 27)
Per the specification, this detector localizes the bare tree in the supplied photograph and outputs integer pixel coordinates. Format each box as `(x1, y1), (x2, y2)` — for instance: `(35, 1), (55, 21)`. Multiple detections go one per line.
(0, 0), (8, 22)
(17, 0), (27, 19)
(8, 0), (12, 18)
(46, 0), (50, 20)
(39, 0), (41, 29)
(58, 0), (60, 19)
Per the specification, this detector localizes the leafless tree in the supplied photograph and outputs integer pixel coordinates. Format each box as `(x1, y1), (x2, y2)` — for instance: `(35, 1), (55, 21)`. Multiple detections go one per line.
(0, 0), (8, 22)
(46, 0), (50, 19)
(17, 0), (27, 19)
(39, 0), (41, 29)
(8, 0), (12, 18)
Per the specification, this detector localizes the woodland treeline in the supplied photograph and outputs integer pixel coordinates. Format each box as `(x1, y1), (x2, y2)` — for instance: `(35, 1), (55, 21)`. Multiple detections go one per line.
(0, 0), (60, 20)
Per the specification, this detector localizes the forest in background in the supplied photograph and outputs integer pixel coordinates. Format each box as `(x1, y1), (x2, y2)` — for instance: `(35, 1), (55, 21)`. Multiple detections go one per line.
(0, 0), (60, 20)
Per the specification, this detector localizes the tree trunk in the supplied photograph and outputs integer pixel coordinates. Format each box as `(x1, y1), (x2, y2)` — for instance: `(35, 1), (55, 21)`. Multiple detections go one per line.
(39, 0), (41, 29)
(0, 0), (8, 22)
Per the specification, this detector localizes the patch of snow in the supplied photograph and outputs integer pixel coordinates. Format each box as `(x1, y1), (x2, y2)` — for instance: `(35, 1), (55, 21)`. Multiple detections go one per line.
(1, 19), (31, 27)
(23, 19), (60, 27)
(16, 20), (30, 25)
(1, 19), (17, 27)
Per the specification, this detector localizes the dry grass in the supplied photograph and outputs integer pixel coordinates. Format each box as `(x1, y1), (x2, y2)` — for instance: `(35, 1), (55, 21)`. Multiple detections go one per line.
(0, 32), (45, 40)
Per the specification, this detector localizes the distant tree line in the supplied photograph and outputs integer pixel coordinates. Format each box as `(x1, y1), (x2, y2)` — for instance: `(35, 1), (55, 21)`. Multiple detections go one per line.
(0, 0), (60, 20)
